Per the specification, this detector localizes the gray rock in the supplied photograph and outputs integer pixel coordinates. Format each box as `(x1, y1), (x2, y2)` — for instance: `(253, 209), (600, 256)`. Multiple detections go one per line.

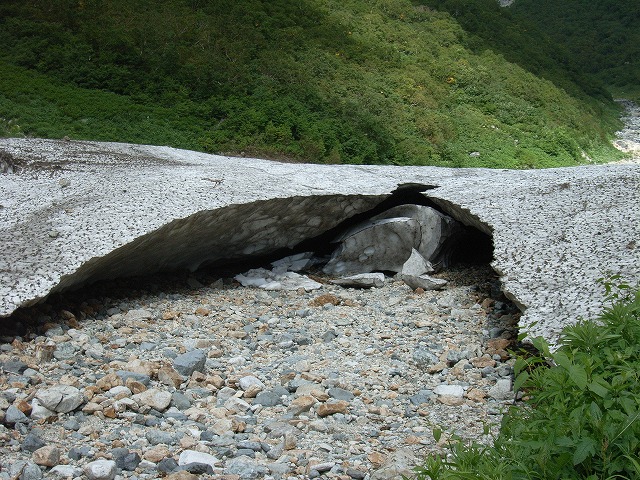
(29, 399), (56, 420)
(21, 433), (46, 452)
(68, 446), (94, 460)
(254, 387), (289, 407)
(18, 461), (43, 480)
(5, 405), (28, 424)
(401, 274), (447, 291)
(412, 347), (438, 367)
(146, 429), (176, 445)
(224, 456), (270, 479)
(48, 465), (83, 478)
(173, 349), (207, 376)
(434, 384), (465, 397)
(170, 391), (191, 410)
(400, 248), (434, 276)
(115, 451), (141, 471)
(116, 370), (151, 385)
(53, 342), (77, 360)
(2, 358), (28, 374)
(157, 457), (179, 473)
(238, 375), (265, 391)
(328, 387), (355, 401)
(132, 388), (172, 412)
(35, 385), (84, 413)
(330, 273), (386, 288)
(324, 217), (420, 275)
(370, 448), (417, 479)
(83, 459), (117, 480)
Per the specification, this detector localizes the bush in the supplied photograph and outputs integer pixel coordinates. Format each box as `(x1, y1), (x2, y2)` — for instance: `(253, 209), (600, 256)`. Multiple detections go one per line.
(414, 281), (640, 480)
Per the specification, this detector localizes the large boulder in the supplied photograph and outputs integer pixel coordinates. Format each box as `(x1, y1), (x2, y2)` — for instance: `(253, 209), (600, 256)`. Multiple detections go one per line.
(0, 138), (638, 343)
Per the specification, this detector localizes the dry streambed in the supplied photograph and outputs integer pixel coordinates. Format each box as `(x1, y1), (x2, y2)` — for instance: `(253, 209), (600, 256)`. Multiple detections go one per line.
(0, 264), (519, 480)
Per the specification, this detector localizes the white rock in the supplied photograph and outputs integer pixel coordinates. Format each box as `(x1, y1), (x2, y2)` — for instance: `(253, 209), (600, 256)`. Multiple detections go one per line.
(401, 248), (433, 276)
(330, 273), (386, 288)
(489, 378), (513, 400)
(36, 385), (84, 413)
(132, 388), (172, 412)
(84, 459), (117, 480)
(239, 376), (265, 391)
(178, 450), (219, 468)
(29, 398), (56, 420)
(49, 465), (83, 478)
(401, 274), (447, 291)
(434, 385), (465, 398)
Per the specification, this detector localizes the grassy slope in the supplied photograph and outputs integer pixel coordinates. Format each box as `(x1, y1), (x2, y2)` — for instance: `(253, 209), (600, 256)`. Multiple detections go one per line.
(0, 0), (626, 167)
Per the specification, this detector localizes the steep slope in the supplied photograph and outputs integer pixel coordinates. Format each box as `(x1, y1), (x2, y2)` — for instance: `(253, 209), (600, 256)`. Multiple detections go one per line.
(509, 0), (640, 99)
(0, 0), (624, 166)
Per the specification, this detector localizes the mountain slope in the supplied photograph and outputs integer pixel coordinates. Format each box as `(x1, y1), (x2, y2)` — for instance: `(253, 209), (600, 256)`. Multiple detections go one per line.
(0, 0), (624, 167)
(509, 0), (640, 99)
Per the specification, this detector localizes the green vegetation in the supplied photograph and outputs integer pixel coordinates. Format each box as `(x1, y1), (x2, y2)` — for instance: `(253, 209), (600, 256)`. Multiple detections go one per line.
(414, 280), (640, 480)
(0, 0), (628, 166)
(510, 0), (640, 103)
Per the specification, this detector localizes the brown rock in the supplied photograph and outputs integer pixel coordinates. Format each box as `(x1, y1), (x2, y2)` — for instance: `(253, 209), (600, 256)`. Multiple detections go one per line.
(33, 445), (61, 467)
(103, 406), (117, 418)
(317, 400), (349, 417)
(309, 294), (340, 307)
(158, 366), (184, 389)
(96, 373), (123, 391)
(486, 338), (512, 359)
(125, 379), (147, 394)
(35, 343), (56, 362)
(465, 388), (487, 403)
(368, 451), (386, 468)
(288, 396), (316, 416)
(14, 399), (32, 415)
(144, 445), (171, 463)
(437, 395), (465, 406)
(163, 310), (180, 320)
(243, 384), (262, 398)
(82, 402), (102, 414)
(471, 356), (496, 368)
(195, 306), (211, 316)
(166, 473), (199, 480)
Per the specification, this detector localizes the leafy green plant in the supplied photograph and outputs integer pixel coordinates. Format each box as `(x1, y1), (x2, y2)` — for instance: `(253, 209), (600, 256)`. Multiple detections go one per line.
(414, 282), (640, 480)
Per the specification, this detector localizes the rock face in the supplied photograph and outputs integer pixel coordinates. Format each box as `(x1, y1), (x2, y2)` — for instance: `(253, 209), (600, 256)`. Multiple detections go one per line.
(0, 138), (638, 342)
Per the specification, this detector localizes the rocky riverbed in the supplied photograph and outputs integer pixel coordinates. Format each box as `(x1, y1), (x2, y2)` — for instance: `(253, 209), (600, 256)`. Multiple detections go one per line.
(0, 263), (520, 480)
(613, 99), (640, 164)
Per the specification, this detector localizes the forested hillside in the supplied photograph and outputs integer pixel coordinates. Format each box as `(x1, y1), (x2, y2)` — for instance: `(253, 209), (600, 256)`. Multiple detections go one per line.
(0, 0), (626, 167)
(510, 0), (640, 100)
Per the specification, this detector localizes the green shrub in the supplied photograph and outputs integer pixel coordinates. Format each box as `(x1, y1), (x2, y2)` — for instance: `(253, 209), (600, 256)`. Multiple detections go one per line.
(414, 282), (640, 480)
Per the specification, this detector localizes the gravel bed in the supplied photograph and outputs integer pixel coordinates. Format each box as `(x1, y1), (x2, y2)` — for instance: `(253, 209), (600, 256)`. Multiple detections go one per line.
(0, 264), (520, 480)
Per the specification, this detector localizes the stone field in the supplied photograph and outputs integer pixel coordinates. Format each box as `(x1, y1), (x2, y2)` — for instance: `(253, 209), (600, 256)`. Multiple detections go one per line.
(0, 264), (520, 480)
